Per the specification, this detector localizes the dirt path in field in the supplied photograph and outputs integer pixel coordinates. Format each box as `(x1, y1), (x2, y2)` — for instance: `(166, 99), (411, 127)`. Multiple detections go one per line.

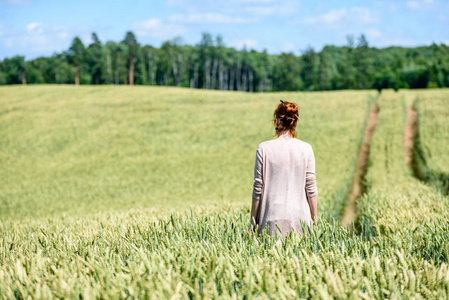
(404, 106), (449, 196)
(404, 107), (418, 169)
(341, 103), (380, 228)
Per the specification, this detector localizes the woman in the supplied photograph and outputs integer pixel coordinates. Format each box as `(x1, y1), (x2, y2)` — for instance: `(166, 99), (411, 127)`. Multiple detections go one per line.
(251, 100), (318, 238)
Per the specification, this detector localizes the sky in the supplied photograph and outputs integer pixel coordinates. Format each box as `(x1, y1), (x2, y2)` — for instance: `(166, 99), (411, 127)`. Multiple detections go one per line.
(0, 0), (448, 60)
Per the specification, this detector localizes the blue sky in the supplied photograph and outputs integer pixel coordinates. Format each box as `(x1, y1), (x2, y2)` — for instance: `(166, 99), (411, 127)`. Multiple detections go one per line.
(1, 0), (448, 60)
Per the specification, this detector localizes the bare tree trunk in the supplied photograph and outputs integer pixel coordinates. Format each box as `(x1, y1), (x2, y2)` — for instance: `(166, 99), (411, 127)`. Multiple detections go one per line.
(236, 59), (241, 91)
(249, 69), (254, 92)
(148, 51), (157, 86)
(222, 67), (227, 90)
(75, 65), (80, 86)
(55, 66), (60, 83)
(204, 57), (211, 89)
(152, 64), (157, 85)
(177, 53), (182, 86)
(242, 66), (247, 91)
(147, 50), (153, 85)
(106, 53), (112, 84)
(211, 57), (218, 89)
(169, 48), (181, 86)
(129, 55), (134, 85)
(229, 67), (235, 91)
(115, 54), (120, 85)
(21, 71), (26, 85)
(171, 55), (179, 86)
(263, 74), (266, 91)
(224, 68), (229, 90)
(189, 59), (194, 88)
(194, 63), (199, 88)
(218, 60), (224, 90)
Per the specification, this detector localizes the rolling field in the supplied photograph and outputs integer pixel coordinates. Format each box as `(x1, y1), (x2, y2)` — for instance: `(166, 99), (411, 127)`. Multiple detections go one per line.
(0, 85), (372, 220)
(1, 86), (449, 298)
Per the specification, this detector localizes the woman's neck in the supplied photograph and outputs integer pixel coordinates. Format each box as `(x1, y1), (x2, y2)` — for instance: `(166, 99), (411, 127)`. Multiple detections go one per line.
(278, 130), (293, 138)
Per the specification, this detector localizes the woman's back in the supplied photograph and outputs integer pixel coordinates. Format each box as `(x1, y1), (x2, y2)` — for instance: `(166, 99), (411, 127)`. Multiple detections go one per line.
(252, 134), (316, 237)
(251, 100), (318, 239)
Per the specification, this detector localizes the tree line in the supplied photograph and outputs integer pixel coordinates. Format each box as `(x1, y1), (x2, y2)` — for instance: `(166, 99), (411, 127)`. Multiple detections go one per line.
(1, 31), (449, 91)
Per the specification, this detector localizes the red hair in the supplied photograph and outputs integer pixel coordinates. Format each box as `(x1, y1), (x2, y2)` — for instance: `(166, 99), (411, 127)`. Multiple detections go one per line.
(273, 100), (299, 138)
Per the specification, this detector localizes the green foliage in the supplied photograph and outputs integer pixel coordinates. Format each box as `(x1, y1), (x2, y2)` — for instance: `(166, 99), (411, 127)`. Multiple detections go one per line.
(87, 33), (104, 84)
(67, 37), (86, 67)
(0, 56), (27, 84)
(400, 64), (430, 88)
(300, 47), (318, 90)
(272, 53), (303, 91)
(0, 71), (6, 85)
(2, 33), (449, 91)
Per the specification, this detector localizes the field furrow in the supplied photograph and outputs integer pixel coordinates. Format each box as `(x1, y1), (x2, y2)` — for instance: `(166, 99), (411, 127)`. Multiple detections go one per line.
(1, 86), (449, 298)
(341, 100), (379, 227)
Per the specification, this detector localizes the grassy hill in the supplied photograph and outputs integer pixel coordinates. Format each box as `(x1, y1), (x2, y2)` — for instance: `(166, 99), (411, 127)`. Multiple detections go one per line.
(1, 86), (448, 298)
(0, 85), (372, 220)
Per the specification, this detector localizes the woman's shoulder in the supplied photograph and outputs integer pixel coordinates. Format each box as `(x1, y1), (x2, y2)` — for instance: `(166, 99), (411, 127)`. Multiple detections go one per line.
(292, 139), (315, 153)
(257, 138), (312, 150)
(294, 138), (313, 148)
(256, 140), (274, 150)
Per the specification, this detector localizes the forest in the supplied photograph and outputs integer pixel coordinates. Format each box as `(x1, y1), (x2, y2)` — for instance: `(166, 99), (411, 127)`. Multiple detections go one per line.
(1, 31), (449, 91)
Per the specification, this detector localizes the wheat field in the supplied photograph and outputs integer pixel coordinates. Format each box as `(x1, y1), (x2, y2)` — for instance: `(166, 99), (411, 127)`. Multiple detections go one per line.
(0, 86), (448, 298)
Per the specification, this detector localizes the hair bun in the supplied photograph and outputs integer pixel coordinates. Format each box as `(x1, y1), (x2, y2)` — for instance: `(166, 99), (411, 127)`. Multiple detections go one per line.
(273, 100), (299, 137)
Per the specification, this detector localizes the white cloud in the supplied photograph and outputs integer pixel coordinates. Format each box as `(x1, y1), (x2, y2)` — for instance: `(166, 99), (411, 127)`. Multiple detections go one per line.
(406, 0), (435, 10)
(365, 28), (382, 38)
(281, 42), (295, 53)
(230, 39), (258, 49)
(22, 24), (70, 52)
(235, 0), (279, 3)
(304, 9), (346, 25)
(4, 37), (13, 47)
(406, 1), (420, 9)
(26, 22), (44, 33)
(303, 7), (380, 29)
(166, 0), (298, 17)
(168, 13), (255, 24)
(242, 0), (298, 16)
(351, 7), (380, 23)
(58, 31), (69, 38)
(0, 22), (93, 59)
(373, 1), (397, 11)
(244, 6), (276, 15)
(437, 14), (447, 21)
(132, 18), (188, 39)
(0, 0), (29, 4)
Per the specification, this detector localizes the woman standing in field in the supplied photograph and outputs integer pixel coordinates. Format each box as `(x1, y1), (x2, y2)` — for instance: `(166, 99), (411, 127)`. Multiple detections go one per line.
(251, 100), (318, 238)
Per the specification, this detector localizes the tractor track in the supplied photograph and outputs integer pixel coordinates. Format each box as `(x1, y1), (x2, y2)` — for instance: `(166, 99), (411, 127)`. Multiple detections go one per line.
(404, 106), (449, 196)
(404, 107), (418, 169)
(341, 103), (380, 228)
